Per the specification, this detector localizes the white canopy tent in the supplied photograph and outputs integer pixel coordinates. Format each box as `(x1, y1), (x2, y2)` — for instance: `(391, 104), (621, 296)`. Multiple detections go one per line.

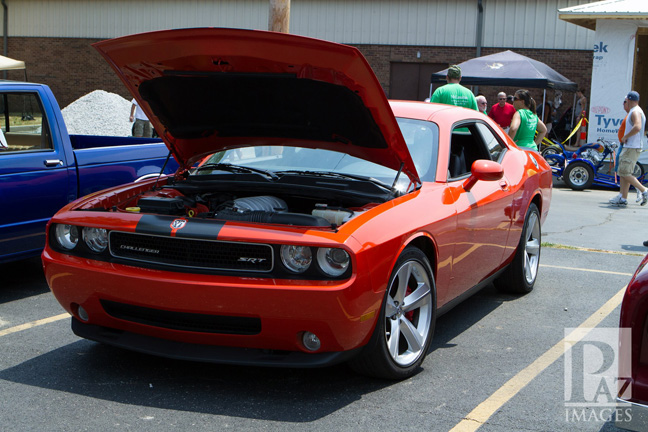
(0, 55), (27, 80)
(0, 55), (25, 70)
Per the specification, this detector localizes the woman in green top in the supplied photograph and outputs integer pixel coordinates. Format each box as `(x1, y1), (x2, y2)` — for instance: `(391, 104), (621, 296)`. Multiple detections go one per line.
(508, 89), (547, 151)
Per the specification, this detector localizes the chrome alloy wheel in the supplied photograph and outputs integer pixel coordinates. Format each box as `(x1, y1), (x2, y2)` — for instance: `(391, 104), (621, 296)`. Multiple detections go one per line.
(384, 260), (433, 367)
(523, 211), (541, 284)
(568, 165), (590, 186)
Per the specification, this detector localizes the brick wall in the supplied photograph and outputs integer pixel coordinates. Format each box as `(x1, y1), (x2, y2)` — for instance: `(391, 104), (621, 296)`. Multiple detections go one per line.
(6, 36), (592, 116)
(7, 37), (128, 108)
(355, 44), (593, 117)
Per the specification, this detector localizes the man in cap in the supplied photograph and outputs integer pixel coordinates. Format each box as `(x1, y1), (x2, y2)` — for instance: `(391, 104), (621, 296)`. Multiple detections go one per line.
(430, 65), (478, 110)
(609, 91), (647, 208)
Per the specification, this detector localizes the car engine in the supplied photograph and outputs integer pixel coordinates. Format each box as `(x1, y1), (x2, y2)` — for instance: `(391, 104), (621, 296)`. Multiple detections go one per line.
(124, 189), (363, 228)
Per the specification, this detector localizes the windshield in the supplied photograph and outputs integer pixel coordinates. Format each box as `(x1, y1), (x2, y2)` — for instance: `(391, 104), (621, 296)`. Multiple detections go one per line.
(193, 117), (438, 184)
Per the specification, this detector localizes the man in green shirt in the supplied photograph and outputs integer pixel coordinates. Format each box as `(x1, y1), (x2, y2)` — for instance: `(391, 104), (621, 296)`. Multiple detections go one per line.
(430, 65), (478, 110)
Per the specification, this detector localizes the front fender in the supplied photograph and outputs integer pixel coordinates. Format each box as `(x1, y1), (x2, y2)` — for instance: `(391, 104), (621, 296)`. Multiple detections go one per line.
(544, 154), (566, 166)
(568, 158), (597, 170)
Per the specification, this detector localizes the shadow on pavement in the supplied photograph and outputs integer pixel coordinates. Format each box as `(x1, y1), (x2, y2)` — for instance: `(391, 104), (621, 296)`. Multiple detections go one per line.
(431, 282), (519, 352)
(622, 244), (648, 253)
(0, 338), (386, 422)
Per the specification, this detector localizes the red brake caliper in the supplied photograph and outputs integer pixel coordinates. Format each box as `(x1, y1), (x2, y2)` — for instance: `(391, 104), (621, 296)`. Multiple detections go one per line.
(405, 283), (415, 322)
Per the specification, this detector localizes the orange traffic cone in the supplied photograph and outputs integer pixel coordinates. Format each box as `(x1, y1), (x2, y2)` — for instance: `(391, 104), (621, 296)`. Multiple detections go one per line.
(577, 115), (588, 146)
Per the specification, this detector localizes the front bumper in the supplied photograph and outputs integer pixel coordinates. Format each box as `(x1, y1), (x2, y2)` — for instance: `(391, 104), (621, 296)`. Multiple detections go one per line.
(616, 397), (648, 431)
(72, 318), (363, 367)
(43, 248), (383, 358)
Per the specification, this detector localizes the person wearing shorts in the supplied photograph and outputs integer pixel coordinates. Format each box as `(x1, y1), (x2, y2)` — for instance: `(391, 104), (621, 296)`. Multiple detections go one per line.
(609, 91), (647, 207)
(129, 98), (153, 138)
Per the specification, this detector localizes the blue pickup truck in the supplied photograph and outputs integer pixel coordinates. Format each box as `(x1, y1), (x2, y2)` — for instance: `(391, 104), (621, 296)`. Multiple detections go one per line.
(0, 81), (178, 263)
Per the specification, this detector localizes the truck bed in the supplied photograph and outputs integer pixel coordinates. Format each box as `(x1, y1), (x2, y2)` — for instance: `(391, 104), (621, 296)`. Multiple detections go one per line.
(71, 135), (179, 196)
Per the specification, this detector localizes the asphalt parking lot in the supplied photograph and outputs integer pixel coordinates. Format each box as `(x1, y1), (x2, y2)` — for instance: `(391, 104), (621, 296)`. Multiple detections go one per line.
(1, 179), (646, 432)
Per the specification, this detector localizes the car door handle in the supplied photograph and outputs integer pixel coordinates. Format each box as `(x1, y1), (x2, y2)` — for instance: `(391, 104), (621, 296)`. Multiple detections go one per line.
(44, 159), (63, 167)
(499, 180), (509, 191)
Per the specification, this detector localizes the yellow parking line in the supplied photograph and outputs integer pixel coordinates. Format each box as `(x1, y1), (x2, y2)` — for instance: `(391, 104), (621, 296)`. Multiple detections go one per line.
(0, 313), (69, 338)
(540, 264), (634, 277)
(448, 285), (626, 432)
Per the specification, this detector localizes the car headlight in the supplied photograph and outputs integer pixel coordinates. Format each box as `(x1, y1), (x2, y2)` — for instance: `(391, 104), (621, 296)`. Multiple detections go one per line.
(54, 224), (79, 250)
(83, 227), (108, 253)
(317, 248), (350, 277)
(280, 245), (312, 273)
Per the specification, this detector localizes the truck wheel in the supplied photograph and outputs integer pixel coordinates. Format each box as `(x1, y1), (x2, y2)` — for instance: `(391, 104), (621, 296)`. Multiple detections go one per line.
(496, 204), (541, 294)
(349, 247), (436, 380)
(564, 161), (594, 190)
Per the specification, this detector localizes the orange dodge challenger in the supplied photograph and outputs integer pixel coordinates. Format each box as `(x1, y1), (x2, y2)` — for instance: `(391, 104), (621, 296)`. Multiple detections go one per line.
(43, 28), (552, 379)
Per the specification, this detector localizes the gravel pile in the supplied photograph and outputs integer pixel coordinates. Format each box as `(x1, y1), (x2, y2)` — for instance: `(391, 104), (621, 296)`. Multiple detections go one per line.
(62, 90), (133, 136)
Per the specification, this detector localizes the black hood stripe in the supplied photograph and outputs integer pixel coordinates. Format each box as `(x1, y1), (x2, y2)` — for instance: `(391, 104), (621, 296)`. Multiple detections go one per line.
(136, 215), (225, 240)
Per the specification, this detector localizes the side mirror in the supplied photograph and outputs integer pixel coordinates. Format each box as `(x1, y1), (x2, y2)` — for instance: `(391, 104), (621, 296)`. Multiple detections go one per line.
(462, 159), (504, 191)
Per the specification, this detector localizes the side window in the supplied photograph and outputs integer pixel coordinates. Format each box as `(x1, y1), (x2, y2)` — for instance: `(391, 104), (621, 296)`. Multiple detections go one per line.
(0, 92), (53, 153)
(475, 123), (505, 162)
(448, 122), (492, 179)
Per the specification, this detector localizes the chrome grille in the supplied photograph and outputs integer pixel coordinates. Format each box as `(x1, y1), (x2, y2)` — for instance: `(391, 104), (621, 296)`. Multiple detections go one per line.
(109, 231), (273, 272)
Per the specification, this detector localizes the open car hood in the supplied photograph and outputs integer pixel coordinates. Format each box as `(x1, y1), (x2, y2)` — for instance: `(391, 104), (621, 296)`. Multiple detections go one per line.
(93, 28), (418, 181)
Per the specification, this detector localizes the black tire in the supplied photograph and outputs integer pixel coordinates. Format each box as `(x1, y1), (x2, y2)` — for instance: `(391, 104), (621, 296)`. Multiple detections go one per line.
(541, 146), (560, 158)
(349, 247), (436, 380)
(541, 147), (562, 167)
(495, 203), (541, 294)
(563, 161), (594, 191)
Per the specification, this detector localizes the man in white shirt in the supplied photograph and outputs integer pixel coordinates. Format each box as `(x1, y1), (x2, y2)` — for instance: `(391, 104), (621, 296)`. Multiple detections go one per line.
(609, 91), (647, 207)
(129, 98), (153, 137)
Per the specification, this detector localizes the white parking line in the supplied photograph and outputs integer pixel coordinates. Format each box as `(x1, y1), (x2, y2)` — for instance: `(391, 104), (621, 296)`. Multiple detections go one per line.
(0, 313), (69, 338)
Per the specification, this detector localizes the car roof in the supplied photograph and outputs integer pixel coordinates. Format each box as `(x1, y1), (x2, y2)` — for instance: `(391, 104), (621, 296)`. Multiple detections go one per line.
(389, 100), (485, 122)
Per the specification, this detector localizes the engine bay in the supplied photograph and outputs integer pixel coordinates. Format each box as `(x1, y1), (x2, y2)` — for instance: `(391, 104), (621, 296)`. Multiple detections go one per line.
(116, 183), (379, 228)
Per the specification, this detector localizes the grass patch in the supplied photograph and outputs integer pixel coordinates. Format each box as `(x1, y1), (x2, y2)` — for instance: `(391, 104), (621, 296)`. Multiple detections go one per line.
(542, 242), (579, 250)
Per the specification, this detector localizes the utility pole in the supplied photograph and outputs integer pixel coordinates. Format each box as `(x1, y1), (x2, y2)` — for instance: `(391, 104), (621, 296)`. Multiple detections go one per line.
(268, 0), (290, 33)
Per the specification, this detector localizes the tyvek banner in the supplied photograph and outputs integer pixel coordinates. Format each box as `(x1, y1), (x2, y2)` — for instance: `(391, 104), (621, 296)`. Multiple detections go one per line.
(588, 20), (638, 146)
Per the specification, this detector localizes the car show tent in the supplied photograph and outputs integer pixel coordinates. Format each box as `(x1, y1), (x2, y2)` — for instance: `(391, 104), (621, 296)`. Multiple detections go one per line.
(430, 50), (578, 132)
(430, 50), (578, 91)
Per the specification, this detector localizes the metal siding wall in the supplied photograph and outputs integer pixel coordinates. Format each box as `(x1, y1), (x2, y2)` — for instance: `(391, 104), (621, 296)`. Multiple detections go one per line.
(482, 0), (594, 49)
(9, 0), (268, 38)
(292, 0), (477, 46)
(6, 0), (593, 49)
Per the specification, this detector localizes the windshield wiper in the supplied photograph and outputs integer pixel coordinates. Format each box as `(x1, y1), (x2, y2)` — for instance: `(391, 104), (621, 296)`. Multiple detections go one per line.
(276, 170), (392, 192)
(196, 163), (278, 180)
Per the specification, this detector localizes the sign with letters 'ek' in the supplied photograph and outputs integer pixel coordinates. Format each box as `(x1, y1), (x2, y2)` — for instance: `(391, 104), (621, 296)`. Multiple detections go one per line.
(588, 20), (638, 147)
